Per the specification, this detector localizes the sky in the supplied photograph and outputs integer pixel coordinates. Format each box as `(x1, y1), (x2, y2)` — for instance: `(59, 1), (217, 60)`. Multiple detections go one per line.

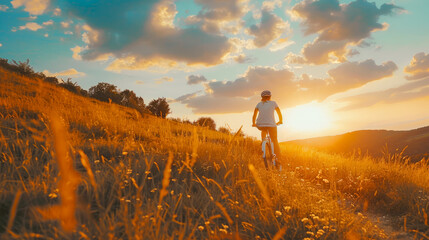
(1, 0), (429, 141)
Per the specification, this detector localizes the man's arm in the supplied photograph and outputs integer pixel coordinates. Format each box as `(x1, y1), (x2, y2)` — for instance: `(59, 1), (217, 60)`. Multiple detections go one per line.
(252, 108), (258, 126)
(275, 107), (283, 125)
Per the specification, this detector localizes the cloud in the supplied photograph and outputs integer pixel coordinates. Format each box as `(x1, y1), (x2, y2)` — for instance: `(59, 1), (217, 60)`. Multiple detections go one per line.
(262, 0), (283, 11)
(178, 66), (296, 113)
(71, 46), (84, 60)
(247, 9), (289, 48)
(269, 38), (294, 52)
(43, 68), (86, 78)
(195, 0), (246, 21)
(106, 56), (176, 72)
(177, 59), (396, 113)
(296, 59), (397, 101)
(338, 77), (429, 111)
(18, 22), (43, 31)
(338, 52), (429, 111)
(135, 80), (145, 85)
(285, 52), (307, 64)
(292, 0), (398, 41)
(187, 0), (249, 34)
(300, 39), (348, 64)
(404, 52), (429, 80)
(328, 59), (397, 87)
(61, 20), (72, 28)
(234, 54), (252, 63)
(20, 15), (37, 21)
(64, 0), (234, 71)
(11, 0), (50, 15)
(43, 20), (53, 26)
(53, 7), (61, 16)
(0, 5), (9, 11)
(187, 75), (207, 85)
(155, 76), (174, 84)
(180, 94), (258, 114)
(289, 0), (402, 64)
(174, 91), (201, 102)
(206, 67), (295, 98)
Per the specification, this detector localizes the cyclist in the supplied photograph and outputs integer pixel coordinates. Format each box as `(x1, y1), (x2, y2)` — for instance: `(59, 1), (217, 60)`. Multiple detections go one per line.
(252, 90), (283, 160)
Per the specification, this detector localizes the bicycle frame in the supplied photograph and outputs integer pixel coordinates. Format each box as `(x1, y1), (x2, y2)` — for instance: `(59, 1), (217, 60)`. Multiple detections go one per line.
(262, 136), (275, 160)
(253, 124), (282, 170)
(261, 131), (278, 169)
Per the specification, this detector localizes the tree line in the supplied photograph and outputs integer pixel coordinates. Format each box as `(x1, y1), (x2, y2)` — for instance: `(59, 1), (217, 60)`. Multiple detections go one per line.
(0, 58), (170, 117)
(0, 58), (233, 134)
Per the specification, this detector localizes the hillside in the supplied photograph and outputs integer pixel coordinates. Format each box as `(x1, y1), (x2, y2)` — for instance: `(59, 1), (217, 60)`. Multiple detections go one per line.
(1, 66), (429, 239)
(285, 127), (429, 162)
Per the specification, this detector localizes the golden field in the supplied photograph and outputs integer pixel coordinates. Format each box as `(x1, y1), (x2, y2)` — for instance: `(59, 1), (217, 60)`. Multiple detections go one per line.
(1, 66), (428, 239)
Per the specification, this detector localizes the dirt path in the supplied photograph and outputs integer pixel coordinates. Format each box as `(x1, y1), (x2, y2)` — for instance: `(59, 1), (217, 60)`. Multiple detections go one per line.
(278, 166), (417, 239)
(365, 213), (417, 240)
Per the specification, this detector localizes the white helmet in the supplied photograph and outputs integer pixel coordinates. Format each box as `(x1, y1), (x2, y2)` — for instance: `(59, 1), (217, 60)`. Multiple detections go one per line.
(261, 90), (271, 97)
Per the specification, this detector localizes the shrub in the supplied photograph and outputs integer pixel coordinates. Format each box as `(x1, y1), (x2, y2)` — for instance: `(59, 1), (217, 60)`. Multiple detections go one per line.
(147, 97), (171, 118)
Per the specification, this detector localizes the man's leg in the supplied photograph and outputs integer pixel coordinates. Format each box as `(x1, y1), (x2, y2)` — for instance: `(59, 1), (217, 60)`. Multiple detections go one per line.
(268, 127), (281, 158)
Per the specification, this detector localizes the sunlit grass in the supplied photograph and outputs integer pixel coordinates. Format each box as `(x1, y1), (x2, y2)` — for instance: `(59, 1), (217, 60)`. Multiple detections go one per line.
(282, 143), (429, 235)
(1, 66), (428, 239)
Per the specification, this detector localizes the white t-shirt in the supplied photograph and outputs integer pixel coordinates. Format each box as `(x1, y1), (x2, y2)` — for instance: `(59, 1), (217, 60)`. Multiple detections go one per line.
(255, 100), (278, 127)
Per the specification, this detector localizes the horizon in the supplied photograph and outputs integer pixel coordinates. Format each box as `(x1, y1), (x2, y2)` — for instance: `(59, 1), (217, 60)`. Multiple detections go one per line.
(283, 124), (429, 142)
(1, 0), (429, 141)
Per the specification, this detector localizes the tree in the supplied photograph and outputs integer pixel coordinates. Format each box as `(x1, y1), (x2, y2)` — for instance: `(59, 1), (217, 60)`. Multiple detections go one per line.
(195, 117), (216, 130)
(60, 78), (88, 96)
(11, 59), (35, 76)
(89, 82), (121, 103)
(120, 89), (146, 114)
(218, 127), (231, 135)
(44, 76), (59, 84)
(0, 58), (8, 67)
(169, 117), (183, 123)
(0, 58), (44, 79)
(182, 119), (193, 125)
(147, 98), (171, 118)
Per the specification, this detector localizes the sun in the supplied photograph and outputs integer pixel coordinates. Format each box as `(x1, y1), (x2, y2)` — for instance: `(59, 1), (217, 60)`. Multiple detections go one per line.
(285, 103), (332, 132)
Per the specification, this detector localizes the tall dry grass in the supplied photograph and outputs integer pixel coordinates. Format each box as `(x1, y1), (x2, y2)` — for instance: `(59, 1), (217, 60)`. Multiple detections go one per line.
(282, 144), (429, 236)
(1, 66), (428, 239)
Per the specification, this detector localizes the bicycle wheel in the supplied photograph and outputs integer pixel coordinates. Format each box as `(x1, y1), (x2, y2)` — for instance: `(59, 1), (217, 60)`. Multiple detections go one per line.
(272, 154), (280, 170)
(263, 141), (272, 169)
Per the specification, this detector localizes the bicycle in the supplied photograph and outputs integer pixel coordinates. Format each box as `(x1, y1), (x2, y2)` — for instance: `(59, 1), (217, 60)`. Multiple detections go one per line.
(253, 124), (282, 171)
(261, 130), (281, 170)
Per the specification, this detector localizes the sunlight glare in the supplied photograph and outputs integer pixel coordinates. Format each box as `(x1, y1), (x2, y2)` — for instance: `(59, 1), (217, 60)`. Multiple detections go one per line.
(285, 103), (331, 132)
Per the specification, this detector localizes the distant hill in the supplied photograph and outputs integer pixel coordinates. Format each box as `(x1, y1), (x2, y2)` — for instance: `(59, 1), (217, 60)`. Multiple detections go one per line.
(284, 126), (429, 162)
